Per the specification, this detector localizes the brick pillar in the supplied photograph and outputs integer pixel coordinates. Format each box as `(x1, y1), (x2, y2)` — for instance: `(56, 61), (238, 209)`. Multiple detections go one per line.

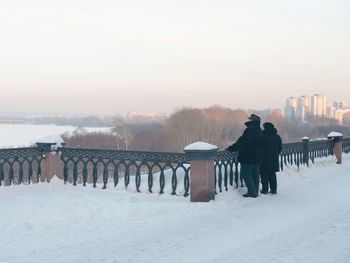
(327, 132), (343, 164)
(40, 152), (64, 182)
(37, 141), (64, 182)
(334, 142), (342, 164)
(184, 142), (218, 202)
(333, 137), (343, 164)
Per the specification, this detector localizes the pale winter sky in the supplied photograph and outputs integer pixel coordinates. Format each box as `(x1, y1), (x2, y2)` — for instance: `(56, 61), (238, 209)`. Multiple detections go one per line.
(0, 0), (349, 115)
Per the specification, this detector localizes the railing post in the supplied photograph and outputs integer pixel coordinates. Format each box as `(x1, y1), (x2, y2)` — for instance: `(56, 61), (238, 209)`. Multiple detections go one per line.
(302, 137), (310, 167)
(36, 138), (65, 182)
(327, 132), (343, 164)
(184, 142), (218, 202)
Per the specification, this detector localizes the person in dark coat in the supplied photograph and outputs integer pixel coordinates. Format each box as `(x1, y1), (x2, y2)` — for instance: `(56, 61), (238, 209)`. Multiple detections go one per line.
(226, 114), (263, 198)
(260, 122), (282, 194)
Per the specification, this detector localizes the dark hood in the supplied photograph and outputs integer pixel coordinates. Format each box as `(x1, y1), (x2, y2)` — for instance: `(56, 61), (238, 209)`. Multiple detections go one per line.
(245, 120), (260, 127)
(263, 127), (277, 136)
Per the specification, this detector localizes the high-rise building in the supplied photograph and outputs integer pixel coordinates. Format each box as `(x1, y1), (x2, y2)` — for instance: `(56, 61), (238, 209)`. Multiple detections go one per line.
(284, 97), (298, 120)
(297, 95), (310, 121)
(283, 94), (347, 122)
(311, 94), (326, 118)
(326, 102), (336, 118)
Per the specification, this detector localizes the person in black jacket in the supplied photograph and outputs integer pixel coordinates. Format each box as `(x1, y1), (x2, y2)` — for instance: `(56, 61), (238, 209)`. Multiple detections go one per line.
(260, 122), (282, 194)
(226, 114), (263, 198)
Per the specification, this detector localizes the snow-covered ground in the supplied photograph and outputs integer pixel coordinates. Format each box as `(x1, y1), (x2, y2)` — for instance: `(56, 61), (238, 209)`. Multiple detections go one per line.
(1, 154), (349, 263)
(0, 124), (110, 148)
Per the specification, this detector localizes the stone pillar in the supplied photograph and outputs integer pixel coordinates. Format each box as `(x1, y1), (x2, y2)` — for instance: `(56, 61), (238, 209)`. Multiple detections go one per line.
(184, 142), (218, 202)
(327, 132), (343, 164)
(36, 141), (65, 182)
(40, 152), (64, 182)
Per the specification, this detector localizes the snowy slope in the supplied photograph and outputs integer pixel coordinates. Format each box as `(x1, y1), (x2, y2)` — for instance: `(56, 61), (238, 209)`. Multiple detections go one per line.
(1, 155), (350, 263)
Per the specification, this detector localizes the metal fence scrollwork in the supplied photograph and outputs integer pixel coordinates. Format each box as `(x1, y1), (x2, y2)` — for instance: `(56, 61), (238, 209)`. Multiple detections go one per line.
(1, 137), (349, 195)
(308, 140), (334, 163)
(342, 138), (350, 154)
(59, 147), (191, 196)
(215, 151), (240, 192)
(0, 147), (43, 186)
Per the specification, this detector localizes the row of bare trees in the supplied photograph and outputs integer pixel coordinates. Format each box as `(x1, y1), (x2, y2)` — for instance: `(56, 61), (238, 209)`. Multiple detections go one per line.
(62, 105), (350, 152)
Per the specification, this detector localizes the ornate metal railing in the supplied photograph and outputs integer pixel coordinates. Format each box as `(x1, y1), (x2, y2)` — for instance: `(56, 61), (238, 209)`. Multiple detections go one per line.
(1, 137), (349, 194)
(279, 139), (334, 171)
(215, 151), (240, 192)
(59, 147), (191, 196)
(0, 147), (43, 186)
(343, 138), (350, 154)
(280, 142), (304, 170)
(309, 140), (334, 163)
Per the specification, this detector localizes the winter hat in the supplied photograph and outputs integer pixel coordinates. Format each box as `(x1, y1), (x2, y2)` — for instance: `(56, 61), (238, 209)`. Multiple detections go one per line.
(248, 114), (261, 123)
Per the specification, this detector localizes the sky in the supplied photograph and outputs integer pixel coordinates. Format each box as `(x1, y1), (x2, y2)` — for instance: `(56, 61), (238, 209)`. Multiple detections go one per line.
(0, 0), (349, 115)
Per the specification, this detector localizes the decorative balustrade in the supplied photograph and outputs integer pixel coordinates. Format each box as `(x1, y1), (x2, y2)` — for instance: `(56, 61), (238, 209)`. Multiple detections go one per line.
(0, 147), (43, 186)
(343, 138), (350, 154)
(280, 142), (304, 170)
(1, 137), (349, 195)
(279, 139), (334, 171)
(309, 140), (334, 163)
(215, 151), (240, 192)
(59, 147), (191, 196)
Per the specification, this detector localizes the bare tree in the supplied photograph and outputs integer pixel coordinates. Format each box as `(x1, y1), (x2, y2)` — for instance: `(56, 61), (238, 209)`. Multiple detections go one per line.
(164, 107), (212, 151)
(111, 115), (133, 150)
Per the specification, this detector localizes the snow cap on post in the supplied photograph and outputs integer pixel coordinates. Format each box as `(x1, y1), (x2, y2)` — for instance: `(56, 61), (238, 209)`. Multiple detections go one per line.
(36, 135), (66, 152)
(184, 142), (218, 160)
(327, 132), (343, 138)
(184, 142), (218, 151)
(327, 132), (343, 143)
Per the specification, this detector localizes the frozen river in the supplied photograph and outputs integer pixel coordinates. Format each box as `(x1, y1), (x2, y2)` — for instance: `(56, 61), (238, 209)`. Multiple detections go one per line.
(0, 123), (110, 148)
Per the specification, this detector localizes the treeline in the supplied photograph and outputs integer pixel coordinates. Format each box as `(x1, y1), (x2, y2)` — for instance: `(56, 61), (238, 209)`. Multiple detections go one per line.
(62, 105), (350, 152)
(32, 116), (110, 127)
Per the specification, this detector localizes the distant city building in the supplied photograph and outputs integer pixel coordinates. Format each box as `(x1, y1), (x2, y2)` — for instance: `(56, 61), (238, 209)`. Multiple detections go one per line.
(333, 101), (347, 110)
(284, 93), (349, 124)
(297, 95), (310, 122)
(335, 109), (350, 125)
(326, 102), (336, 119)
(284, 97), (298, 120)
(311, 94), (327, 118)
(270, 108), (283, 118)
(344, 112), (350, 125)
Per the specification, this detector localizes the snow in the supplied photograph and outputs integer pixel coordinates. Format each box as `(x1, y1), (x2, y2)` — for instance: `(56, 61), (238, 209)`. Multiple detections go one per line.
(36, 135), (65, 151)
(0, 124), (110, 148)
(1, 154), (350, 263)
(184, 142), (218, 151)
(302, 136), (309, 140)
(328, 131), (343, 138)
(36, 135), (65, 145)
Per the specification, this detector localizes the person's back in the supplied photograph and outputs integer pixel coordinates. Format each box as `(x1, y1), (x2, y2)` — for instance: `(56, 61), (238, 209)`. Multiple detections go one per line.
(260, 122), (282, 194)
(261, 127), (281, 172)
(236, 121), (263, 165)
